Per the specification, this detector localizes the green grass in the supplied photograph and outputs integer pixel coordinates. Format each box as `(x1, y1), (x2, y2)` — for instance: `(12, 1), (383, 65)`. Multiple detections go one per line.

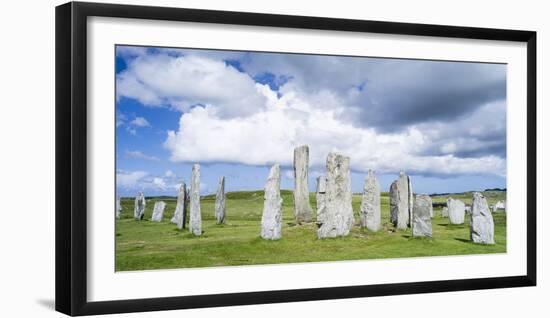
(116, 190), (507, 271)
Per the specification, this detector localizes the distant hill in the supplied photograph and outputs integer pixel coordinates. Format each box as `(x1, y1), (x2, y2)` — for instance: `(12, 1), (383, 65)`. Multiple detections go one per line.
(484, 188), (507, 192)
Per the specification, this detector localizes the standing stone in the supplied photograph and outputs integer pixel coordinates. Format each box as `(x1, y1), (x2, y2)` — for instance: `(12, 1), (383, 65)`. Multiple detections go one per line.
(293, 145), (313, 223)
(407, 176), (414, 226)
(470, 192), (495, 244)
(493, 200), (506, 212)
(447, 197), (466, 225)
(189, 164), (202, 236)
(134, 192), (146, 220)
(441, 206), (449, 217)
(465, 205), (472, 215)
(360, 169), (381, 232)
(318, 153), (354, 238)
(412, 194), (432, 237)
(261, 164), (283, 240)
(315, 175), (327, 225)
(116, 196), (122, 219)
(171, 183), (187, 229)
(390, 171), (409, 229)
(151, 201), (166, 222)
(429, 202), (434, 218)
(215, 176), (226, 224)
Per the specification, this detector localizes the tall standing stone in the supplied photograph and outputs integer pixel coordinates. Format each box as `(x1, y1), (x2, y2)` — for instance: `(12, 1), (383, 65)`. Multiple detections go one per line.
(318, 153), (354, 238)
(315, 175), (327, 225)
(151, 201), (166, 222)
(390, 171), (409, 229)
(412, 194), (432, 237)
(408, 176), (414, 226)
(261, 164), (283, 240)
(360, 170), (381, 232)
(171, 183), (187, 229)
(293, 145), (313, 223)
(116, 196), (122, 219)
(134, 192), (146, 220)
(470, 192), (495, 244)
(447, 197), (466, 225)
(189, 164), (202, 236)
(215, 176), (226, 224)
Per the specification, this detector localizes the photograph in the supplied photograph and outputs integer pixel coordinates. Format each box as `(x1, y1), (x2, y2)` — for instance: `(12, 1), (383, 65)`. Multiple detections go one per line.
(114, 45), (507, 272)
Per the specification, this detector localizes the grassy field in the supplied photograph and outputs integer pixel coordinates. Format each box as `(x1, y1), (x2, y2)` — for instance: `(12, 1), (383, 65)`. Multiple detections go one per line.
(116, 190), (506, 271)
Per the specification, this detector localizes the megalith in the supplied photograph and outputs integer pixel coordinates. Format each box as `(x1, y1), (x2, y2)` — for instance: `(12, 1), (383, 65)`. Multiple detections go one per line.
(293, 145), (313, 223)
(261, 164), (283, 240)
(189, 164), (202, 236)
(360, 169), (381, 232)
(412, 194), (432, 237)
(318, 153), (354, 238)
(151, 201), (166, 222)
(215, 176), (226, 224)
(470, 192), (495, 244)
(134, 192), (146, 220)
(447, 197), (466, 224)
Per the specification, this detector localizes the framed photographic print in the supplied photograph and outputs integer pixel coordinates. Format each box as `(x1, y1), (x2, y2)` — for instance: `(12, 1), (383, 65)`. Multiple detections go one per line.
(55, 1), (536, 316)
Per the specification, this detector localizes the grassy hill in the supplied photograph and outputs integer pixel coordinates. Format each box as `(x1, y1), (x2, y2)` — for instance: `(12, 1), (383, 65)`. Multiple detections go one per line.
(116, 190), (506, 271)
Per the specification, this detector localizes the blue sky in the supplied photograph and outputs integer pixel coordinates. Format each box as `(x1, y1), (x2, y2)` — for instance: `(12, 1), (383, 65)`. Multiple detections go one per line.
(115, 45), (506, 196)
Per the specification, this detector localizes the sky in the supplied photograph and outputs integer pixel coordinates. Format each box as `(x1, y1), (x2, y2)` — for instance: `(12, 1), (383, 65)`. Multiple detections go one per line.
(115, 45), (507, 197)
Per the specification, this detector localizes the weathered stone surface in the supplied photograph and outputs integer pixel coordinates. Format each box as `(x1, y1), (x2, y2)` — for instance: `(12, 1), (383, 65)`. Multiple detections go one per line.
(447, 197), (466, 224)
(412, 194), (432, 237)
(318, 153), (354, 238)
(390, 171), (409, 229)
(189, 164), (202, 236)
(360, 170), (381, 232)
(293, 145), (313, 223)
(151, 201), (166, 222)
(429, 202), (434, 218)
(315, 175), (327, 225)
(261, 164), (283, 240)
(215, 176), (226, 224)
(116, 196), (122, 219)
(171, 183), (187, 229)
(441, 206), (449, 217)
(470, 192), (495, 244)
(465, 205), (472, 214)
(408, 176), (414, 226)
(134, 192), (146, 220)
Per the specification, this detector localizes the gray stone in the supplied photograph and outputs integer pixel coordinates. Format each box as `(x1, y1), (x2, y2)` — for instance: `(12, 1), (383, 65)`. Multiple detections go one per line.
(408, 176), (414, 226)
(493, 200), (506, 213)
(151, 201), (166, 222)
(412, 194), (432, 237)
(116, 196), (122, 219)
(215, 176), (226, 224)
(171, 183), (187, 229)
(318, 153), (354, 238)
(134, 192), (146, 220)
(441, 206), (449, 217)
(315, 175), (327, 225)
(261, 164), (283, 240)
(189, 164), (202, 236)
(470, 192), (495, 244)
(360, 169), (381, 232)
(465, 205), (472, 214)
(447, 197), (466, 224)
(390, 171), (409, 229)
(429, 202), (434, 218)
(293, 145), (313, 223)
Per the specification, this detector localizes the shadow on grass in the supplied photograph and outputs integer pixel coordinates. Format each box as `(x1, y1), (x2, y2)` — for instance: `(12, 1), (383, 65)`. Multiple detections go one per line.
(454, 238), (472, 243)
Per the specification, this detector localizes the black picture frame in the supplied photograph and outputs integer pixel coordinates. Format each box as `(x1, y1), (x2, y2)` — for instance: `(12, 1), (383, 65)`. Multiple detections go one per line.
(55, 1), (537, 316)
